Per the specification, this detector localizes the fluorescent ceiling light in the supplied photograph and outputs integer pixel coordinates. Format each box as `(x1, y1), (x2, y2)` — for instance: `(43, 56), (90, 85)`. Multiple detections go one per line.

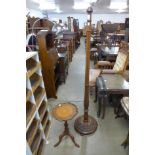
(73, 2), (90, 9)
(32, 0), (55, 3)
(39, 2), (56, 10)
(115, 9), (126, 13)
(84, 0), (97, 2)
(109, 2), (127, 9)
(32, 0), (39, 3)
(55, 7), (63, 13)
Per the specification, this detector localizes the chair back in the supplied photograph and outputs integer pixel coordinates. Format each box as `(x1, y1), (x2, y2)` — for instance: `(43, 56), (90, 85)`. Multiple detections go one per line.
(113, 41), (129, 74)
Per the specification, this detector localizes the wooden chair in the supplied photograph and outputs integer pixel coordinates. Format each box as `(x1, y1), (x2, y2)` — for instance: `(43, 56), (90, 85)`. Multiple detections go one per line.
(89, 41), (129, 91)
(120, 97), (129, 148)
(95, 41), (129, 74)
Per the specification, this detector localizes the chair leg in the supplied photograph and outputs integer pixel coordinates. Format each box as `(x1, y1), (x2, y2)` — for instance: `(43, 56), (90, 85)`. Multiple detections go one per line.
(90, 86), (94, 96)
(101, 94), (108, 119)
(115, 104), (123, 119)
(121, 132), (129, 149)
(101, 97), (106, 119)
(94, 84), (98, 103)
(97, 95), (102, 118)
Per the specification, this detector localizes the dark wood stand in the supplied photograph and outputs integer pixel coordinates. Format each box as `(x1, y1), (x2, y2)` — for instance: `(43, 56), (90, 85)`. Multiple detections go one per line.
(52, 103), (79, 148)
(54, 121), (80, 148)
(74, 25), (98, 135)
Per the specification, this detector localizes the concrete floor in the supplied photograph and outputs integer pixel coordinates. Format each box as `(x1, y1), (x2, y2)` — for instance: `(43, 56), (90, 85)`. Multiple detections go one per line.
(43, 38), (129, 155)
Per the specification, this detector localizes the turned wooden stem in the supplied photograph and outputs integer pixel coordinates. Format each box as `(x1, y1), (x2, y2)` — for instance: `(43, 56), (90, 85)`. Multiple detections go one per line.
(84, 26), (91, 122)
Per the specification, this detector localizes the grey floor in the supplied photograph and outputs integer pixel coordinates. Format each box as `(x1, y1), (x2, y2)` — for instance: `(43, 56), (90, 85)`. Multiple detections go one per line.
(43, 37), (129, 155)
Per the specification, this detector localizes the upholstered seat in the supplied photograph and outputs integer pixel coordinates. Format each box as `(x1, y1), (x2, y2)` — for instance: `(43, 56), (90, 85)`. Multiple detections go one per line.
(121, 97), (129, 116)
(97, 61), (111, 66)
(89, 69), (101, 87)
(96, 61), (114, 69)
(101, 69), (117, 74)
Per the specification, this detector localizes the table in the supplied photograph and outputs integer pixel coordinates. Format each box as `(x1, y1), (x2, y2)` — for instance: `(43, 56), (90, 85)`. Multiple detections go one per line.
(100, 46), (119, 61)
(52, 103), (80, 147)
(108, 33), (125, 43)
(95, 74), (129, 119)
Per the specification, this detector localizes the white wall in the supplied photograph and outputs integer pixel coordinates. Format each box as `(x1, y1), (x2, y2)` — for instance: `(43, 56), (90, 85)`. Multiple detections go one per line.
(48, 13), (129, 29)
(26, 8), (44, 18)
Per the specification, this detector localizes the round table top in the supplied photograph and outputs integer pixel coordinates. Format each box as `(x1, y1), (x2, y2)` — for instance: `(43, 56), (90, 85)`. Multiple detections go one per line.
(52, 103), (78, 121)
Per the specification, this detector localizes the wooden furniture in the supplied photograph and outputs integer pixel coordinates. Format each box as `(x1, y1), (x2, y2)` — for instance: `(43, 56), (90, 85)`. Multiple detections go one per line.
(26, 16), (53, 35)
(67, 17), (80, 48)
(100, 23), (125, 45)
(116, 97), (129, 148)
(52, 103), (80, 148)
(55, 36), (73, 62)
(37, 30), (59, 99)
(96, 41), (129, 71)
(58, 52), (69, 83)
(90, 47), (98, 60)
(121, 98), (129, 149)
(63, 32), (76, 53)
(95, 74), (129, 119)
(26, 52), (51, 155)
(101, 23), (124, 33)
(121, 97), (129, 116)
(61, 39), (73, 62)
(74, 22), (98, 134)
(96, 46), (119, 63)
(57, 42), (70, 64)
(107, 32), (125, 44)
(89, 47), (128, 98)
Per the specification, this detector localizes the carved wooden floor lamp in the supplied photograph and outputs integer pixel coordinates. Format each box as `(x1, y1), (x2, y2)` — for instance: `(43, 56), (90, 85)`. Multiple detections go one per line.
(74, 7), (98, 135)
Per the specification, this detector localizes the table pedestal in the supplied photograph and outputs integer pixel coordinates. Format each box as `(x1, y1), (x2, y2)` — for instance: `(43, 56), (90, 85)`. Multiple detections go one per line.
(74, 115), (98, 135)
(54, 121), (80, 148)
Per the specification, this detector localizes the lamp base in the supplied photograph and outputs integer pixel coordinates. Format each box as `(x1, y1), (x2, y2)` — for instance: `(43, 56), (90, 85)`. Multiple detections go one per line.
(74, 115), (98, 135)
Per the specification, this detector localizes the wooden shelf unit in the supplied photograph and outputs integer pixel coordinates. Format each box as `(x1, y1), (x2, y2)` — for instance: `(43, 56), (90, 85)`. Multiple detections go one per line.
(26, 101), (36, 126)
(36, 139), (45, 155)
(26, 52), (52, 155)
(30, 129), (42, 155)
(37, 30), (59, 99)
(41, 111), (49, 130)
(33, 86), (45, 107)
(26, 89), (32, 102)
(29, 73), (42, 92)
(44, 120), (51, 138)
(38, 100), (47, 122)
(26, 58), (41, 79)
(27, 119), (40, 146)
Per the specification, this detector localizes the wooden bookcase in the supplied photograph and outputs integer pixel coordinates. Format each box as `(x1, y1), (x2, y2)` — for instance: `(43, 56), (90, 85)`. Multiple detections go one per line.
(37, 30), (59, 99)
(63, 32), (76, 54)
(26, 52), (51, 155)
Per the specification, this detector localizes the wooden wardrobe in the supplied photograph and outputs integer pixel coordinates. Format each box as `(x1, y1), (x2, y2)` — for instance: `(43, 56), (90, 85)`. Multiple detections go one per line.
(37, 30), (58, 99)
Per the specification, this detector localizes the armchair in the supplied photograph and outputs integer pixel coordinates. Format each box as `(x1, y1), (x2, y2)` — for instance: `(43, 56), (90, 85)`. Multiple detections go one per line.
(89, 41), (129, 88)
(95, 41), (129, 74)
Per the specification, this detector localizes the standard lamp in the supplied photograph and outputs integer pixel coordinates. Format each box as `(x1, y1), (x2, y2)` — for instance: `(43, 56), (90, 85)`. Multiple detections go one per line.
(87, 6), (93, 26)
(74, 6), (98, 135)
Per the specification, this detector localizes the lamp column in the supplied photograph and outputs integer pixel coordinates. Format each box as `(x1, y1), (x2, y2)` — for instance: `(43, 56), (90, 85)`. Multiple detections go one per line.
(74, 7), (98, 135)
